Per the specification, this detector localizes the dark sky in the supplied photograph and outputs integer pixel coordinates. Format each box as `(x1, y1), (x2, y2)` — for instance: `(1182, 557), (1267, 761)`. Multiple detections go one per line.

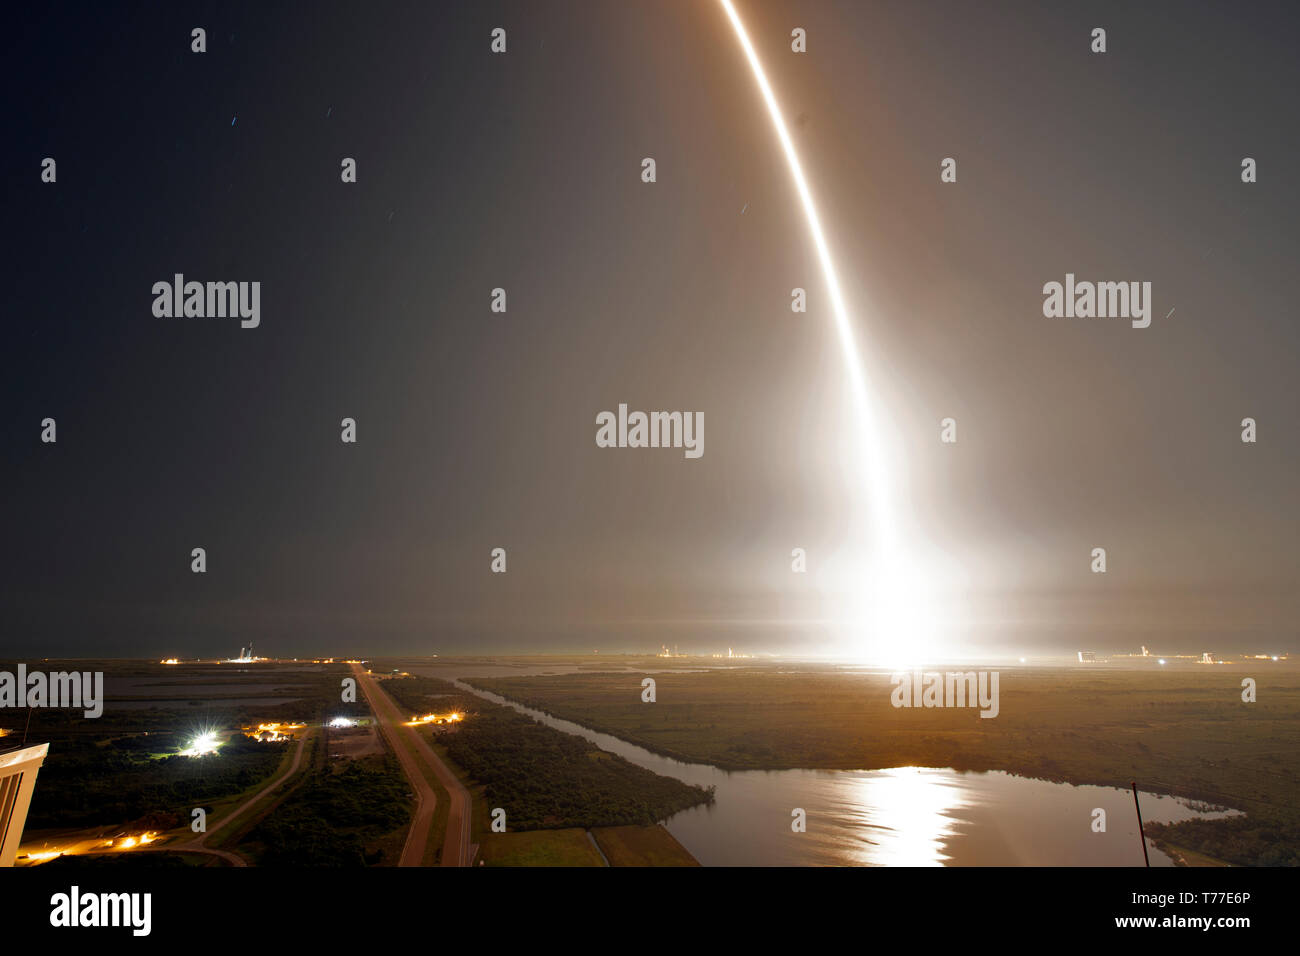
(4, 1), (1297, 659)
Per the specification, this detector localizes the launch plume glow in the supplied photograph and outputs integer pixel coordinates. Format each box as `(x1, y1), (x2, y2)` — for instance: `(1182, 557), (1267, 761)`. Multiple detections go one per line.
(718, 0), (945, 659)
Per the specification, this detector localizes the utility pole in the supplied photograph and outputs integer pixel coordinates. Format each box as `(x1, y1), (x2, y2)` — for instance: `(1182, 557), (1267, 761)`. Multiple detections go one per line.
(1131, 781), (1150, 867)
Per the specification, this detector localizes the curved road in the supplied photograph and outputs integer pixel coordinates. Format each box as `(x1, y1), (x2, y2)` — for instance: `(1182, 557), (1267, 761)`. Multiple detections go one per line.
(131, 725), (314, 866)
(351, 663), (472, 866)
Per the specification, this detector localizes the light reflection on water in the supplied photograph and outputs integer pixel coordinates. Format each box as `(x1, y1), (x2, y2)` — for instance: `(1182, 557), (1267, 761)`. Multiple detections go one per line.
(835, 767), (972, 866)
(659, 764), (1236, 866)
(421, 665), (1238, 867)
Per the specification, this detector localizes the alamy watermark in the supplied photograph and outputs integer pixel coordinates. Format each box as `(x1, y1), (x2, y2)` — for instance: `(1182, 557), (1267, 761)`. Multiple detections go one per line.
(49, 886), (151, 936)
(1042, 273), (1152, 328)
(152, 274), (260, 328)
(890, 670), (1000, 719)
(596, 403), (703, 459)
(0, 664), (104, 718)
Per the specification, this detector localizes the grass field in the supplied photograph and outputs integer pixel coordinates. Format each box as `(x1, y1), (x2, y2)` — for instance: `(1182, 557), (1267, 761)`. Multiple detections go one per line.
(477, 828), (606, 866)
(592, 825), (699, 866)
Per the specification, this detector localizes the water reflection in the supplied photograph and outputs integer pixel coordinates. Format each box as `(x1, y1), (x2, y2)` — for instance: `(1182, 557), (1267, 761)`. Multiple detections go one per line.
(425, 665), (1238, 867)
(834, 767), (971, 866)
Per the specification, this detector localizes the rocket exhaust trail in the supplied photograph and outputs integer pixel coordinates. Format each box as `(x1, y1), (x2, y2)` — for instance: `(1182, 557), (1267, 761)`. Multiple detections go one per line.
(718, 1), (901, 565)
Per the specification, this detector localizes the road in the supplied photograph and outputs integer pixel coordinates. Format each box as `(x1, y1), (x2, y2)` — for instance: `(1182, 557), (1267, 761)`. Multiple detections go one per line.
(133, 724), (315, 866)
(350, 663), (473, 866)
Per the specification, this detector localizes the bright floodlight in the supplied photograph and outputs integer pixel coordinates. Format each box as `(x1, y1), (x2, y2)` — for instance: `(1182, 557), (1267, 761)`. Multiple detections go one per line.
(180, 730), (220, 757)
(329, 717), (355, 728)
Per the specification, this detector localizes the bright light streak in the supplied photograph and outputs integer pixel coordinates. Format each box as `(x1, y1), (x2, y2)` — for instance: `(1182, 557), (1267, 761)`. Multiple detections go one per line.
(717, 0), (895, 545)
(719, 0), (945, 661)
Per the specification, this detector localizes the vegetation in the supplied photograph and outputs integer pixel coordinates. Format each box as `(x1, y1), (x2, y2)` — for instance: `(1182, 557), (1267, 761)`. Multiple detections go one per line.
(385, 675), (714, 829)
(592, 825), (699, 866)
(469, 663), (1300, 866)
(1146, 811), (1300, 867)
(476, 828), (606, 867)
(26, 730), (287, 829)
(379, 674), (470, 718)
(246, 755), (411, 866)
(5, 658), (359, 832)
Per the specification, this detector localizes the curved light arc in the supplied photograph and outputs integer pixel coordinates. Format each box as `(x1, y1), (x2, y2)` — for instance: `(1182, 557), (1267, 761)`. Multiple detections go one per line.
(718, 0), (897, 551)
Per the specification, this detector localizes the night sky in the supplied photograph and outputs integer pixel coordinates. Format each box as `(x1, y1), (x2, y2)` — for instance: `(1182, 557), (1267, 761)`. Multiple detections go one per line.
(5, 1), (1297, 658)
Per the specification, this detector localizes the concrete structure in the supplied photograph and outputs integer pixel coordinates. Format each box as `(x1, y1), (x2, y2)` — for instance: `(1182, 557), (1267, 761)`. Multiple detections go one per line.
(0, 743), (49, 867)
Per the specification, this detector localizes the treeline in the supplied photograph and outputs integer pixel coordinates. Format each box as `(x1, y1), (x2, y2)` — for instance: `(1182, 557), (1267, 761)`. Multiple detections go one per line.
(380, 675), (476, 718)
(382, 675), (714, 828)
(379, 674), (714, 829)
(247, 756), (411, 866)
(1146, 812), (1300, 867)
(28, 733), (285, 829)
(445, 704), (713, 829)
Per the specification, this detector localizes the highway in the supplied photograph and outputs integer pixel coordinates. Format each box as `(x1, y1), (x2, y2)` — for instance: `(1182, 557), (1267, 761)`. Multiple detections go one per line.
(350, 663), (473, 866)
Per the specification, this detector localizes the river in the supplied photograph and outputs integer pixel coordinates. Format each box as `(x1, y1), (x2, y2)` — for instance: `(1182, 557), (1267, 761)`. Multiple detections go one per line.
(410, 662), (1237, 866)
